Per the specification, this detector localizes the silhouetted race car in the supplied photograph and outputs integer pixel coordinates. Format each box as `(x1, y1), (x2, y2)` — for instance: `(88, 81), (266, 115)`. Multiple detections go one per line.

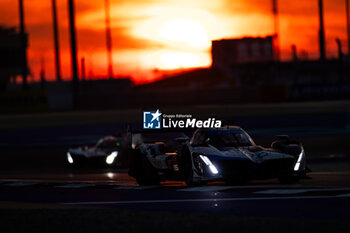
(128, 126), (308, 185)
(67, 135), (129, 168)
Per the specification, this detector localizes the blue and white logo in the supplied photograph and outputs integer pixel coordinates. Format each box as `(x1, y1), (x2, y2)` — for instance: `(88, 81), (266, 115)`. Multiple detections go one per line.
(143, 109), (162, 129)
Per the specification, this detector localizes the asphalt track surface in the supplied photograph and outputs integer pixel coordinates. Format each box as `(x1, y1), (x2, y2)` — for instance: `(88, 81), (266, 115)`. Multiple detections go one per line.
(1, 171), (350, 233)
(0, 170), (349, 217)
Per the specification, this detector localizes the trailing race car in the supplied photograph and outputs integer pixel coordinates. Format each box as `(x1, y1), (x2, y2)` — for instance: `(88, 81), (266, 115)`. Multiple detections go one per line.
(128, 126), (308, 185)
(67, 135), (128, 168)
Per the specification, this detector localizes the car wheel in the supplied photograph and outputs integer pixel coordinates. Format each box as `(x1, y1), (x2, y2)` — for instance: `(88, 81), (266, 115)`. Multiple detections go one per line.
(130, 150), (160, 185)
(184, 165), (194, 186)
(183, 152), (204, 186)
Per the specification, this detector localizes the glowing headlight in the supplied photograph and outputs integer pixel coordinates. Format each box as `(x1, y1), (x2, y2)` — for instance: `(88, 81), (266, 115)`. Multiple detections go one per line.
(67, 152), (74, 164)
(199, 155), (218, 174)
(294, 147), (304, 171)
(106, 151), (118, 165)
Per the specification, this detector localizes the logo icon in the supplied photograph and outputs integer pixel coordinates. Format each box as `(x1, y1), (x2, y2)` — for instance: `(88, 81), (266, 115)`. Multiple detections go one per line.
(143, 109), (162, 129)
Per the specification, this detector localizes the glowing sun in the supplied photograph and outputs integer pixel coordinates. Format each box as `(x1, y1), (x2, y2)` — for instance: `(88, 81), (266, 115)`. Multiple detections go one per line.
(133, 7), (223, 69)
(158, 18), (210, 49)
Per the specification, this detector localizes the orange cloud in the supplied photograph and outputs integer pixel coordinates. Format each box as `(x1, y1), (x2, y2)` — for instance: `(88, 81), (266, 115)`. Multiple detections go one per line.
(0, 0), (348, 84)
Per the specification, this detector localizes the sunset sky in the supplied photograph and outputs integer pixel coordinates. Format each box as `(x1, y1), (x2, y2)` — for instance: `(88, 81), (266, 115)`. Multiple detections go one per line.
(0, 0), (349, 84)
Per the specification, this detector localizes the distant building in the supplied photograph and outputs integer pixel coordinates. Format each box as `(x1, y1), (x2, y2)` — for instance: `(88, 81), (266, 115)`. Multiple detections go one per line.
(0, 27), (28, 90)
(211, 36), (275, 70)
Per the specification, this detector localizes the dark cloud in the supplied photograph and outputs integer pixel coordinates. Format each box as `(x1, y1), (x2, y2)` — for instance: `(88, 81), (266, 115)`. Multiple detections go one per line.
(77, 26), (165, 51)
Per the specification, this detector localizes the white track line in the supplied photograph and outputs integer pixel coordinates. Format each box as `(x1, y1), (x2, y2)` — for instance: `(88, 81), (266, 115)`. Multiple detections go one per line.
(255, 188), (350, 195)
(55, 184), (95, 188)
(3, 182), (38, 187)
(336, 193), (350, 197)
(177, 186), (236, 192)
(177, 184), (305, 192)
(62, 194), (350, 205)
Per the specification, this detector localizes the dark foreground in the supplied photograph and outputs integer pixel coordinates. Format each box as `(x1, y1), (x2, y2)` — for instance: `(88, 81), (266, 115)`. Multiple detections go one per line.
(1, 208), (349, 233)
(0, 171), (350, 233)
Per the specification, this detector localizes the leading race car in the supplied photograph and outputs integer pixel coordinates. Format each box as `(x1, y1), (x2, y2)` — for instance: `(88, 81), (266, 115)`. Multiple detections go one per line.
(128, 126), (308, 185)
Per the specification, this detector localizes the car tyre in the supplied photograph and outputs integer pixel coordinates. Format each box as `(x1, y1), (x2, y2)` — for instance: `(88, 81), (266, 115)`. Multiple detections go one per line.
(182, 150), (203, 186)
(129, 150), (160, 186)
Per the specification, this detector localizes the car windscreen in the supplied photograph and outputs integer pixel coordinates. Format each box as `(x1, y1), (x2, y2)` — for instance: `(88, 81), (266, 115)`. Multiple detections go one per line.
(96, 138), (120, 148)
(206, 130), (253, 147)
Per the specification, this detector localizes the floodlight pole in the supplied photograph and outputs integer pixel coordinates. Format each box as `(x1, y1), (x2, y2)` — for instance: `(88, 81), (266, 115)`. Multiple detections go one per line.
(318, 0), (326, 61)
(52, 0), (62, 81)
(68, 0), (79, 109)
(19, 0), (28, 89)
(105, 0), (114, 79)
(346, 0), (350, 55)
(272, 0), (280, 61)
(68, 0), (79, 86)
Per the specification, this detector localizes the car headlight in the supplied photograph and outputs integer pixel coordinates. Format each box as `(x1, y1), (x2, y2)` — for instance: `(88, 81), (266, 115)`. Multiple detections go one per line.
(199, 155), (218, 174)
(294, 147), (304, 171)
(67, 152), (74, 164)
(106, 151), (118, 165)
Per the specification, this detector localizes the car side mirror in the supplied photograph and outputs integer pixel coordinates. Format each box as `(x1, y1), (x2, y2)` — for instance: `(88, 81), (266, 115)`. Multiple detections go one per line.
(191, 138), (210, 147)
(272, 135), (290, 149)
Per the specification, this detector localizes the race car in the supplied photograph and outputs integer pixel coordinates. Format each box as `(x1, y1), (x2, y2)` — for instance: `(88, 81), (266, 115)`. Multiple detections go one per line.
(67, 135), (128, 168)
(128, 126), (308, 185)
